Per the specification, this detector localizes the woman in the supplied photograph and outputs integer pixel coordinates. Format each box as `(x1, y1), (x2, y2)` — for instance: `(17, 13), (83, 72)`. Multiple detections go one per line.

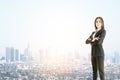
(86, 17), (106, 80)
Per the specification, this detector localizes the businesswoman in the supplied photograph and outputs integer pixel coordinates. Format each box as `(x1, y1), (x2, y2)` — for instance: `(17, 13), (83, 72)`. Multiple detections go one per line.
(86, 17), (106, 80)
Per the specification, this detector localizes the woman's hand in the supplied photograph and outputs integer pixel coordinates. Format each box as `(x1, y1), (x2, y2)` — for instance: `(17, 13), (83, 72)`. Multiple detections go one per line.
(92, 37), (100, 42)
(87, 38), (91, 41)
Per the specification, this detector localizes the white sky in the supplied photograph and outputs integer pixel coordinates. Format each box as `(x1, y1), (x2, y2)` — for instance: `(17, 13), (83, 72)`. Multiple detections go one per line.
(0, 0), (120, 57)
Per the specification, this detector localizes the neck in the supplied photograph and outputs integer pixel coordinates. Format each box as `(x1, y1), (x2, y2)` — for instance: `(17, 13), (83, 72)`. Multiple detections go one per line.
(97, 28), (101, 31)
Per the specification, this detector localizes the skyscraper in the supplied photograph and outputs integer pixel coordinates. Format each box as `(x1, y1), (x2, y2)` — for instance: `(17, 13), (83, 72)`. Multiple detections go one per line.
(15, 49), (19, 61)
(6, 47), (19, 63)
(10, 47), (14, 62)
(24, 44), (32, 62)
(6, 47), (11, 62)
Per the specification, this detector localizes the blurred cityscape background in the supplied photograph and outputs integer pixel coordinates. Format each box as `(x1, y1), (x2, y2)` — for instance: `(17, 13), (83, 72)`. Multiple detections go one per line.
(0, 45), (120, 80)
(0, 0), (120, 80)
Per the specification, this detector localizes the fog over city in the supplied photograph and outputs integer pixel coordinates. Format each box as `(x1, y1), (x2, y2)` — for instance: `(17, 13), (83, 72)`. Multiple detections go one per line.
(0, 0), (120, 80)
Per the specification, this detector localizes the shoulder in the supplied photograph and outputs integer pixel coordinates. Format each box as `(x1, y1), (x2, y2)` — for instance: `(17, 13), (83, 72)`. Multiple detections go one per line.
(100, 30), (106, 36)
(102, 29), (106, 34)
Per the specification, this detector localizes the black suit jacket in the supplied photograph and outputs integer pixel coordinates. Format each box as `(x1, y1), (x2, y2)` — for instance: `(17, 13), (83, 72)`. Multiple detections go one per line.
(86, 29), (106, 56)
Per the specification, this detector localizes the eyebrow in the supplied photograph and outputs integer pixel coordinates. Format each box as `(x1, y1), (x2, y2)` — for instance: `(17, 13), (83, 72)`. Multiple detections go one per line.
(96, 19), (102, 22)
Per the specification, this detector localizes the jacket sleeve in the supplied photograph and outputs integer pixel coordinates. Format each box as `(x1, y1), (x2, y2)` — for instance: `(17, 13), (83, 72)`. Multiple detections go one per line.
(85, 32), (94, 44)
(91, 30), (106, 45)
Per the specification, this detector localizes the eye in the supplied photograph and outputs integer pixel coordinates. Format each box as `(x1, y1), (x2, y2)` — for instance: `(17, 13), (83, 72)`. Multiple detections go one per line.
(96, 21), (99, 23)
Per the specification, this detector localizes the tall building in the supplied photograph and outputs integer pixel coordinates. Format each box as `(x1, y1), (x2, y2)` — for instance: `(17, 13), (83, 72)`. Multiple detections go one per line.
(24, 44), (32, 62)
(15, 49), (19, 61)
(6, 47), (19, 63)
(6, 47), (11, 62)
(10, 47), (14, 62)
(20, 54), (26, 62)
(112, 51), (120, 63)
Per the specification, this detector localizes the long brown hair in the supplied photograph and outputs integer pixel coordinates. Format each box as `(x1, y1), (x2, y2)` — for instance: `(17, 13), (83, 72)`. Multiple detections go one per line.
(94, 17), (105, 30)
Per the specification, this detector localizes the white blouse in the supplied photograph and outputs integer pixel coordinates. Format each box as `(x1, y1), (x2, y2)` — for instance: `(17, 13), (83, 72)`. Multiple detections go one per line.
(93, 31), (97, 38)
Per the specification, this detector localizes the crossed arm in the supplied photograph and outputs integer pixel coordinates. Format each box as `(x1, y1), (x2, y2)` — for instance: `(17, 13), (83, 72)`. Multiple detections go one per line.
(86, 37), (100, 44)
(86, 30), (106, 45)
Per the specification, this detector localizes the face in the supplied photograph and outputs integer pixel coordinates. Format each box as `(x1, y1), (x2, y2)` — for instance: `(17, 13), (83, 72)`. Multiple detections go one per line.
(95, 18), (102, 30)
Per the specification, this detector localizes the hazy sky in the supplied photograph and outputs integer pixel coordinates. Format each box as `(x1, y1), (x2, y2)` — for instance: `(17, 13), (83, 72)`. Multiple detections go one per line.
(0, 0), (120, 57)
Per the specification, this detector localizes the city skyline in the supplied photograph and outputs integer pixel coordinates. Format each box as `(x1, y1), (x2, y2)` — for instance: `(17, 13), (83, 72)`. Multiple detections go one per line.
(0, 0), (120, 58)
(1, 45), (120, 65)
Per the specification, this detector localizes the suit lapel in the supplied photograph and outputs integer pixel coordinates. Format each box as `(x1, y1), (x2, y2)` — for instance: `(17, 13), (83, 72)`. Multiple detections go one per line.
(95, 29), (102, 37)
